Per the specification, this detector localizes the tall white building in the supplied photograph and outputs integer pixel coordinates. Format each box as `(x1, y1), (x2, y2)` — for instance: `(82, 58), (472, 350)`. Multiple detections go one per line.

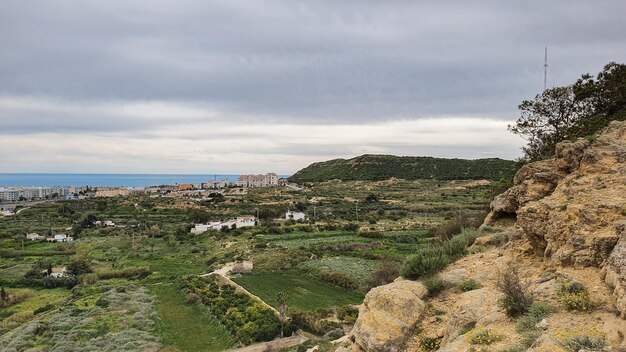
(236, 173), (278, 188)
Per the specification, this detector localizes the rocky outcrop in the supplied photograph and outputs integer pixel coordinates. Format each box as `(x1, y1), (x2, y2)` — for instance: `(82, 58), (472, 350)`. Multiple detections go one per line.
(349, 280), (428, 352)
(486, 120), (626, 317)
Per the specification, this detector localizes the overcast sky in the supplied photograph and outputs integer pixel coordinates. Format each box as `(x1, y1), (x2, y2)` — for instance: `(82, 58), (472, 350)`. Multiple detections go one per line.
(1, 1), (625, 174)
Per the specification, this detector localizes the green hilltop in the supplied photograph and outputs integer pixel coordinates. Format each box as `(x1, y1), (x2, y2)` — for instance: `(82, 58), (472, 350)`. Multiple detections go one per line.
(288, 154), (516, 183)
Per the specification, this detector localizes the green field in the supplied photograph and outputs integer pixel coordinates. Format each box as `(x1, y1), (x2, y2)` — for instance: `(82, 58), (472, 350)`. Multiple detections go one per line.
(233, 271), (364, 311)
(152, 283), (236, 352)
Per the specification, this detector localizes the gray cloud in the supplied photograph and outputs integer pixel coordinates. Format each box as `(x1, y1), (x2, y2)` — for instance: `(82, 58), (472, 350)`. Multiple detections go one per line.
(0, 1), (624, 172)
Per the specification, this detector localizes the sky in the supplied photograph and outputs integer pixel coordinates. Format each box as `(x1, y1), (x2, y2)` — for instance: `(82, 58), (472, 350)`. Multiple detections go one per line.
(1, 1), (625, 174)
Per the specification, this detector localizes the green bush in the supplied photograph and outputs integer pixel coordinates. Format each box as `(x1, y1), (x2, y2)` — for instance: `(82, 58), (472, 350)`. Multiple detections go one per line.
(424, 277), (448, 297)
(459, 279), (482, 292)
(418, 335), (441, 351)
(561, 334), (606, 352)
(96, 266), (152, 280)
(319, 271), (358, 290)
(400, 249), (449, 280)
(559, 281), (591, 311)
(516, 301), (555, 333)
(357, 230), (383, 239)
(336, 305), (358, 323)
(442, 235), (468, 258)
(466, 327), (503, 345)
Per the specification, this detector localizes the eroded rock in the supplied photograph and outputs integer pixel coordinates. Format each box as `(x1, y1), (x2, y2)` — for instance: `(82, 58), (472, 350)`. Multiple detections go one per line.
(350, 280), (427, 352)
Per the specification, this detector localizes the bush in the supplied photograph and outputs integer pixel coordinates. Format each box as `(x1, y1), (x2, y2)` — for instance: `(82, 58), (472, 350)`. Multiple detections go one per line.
(357, 230), (383, 239)
(364, 260), (400, 290)
(459, 279), (483, 292)
(560, 333), (607, 352)
(67, 259), (93, 276)
(336, 305), (358, 323)
(319, 272), (358, 290)
(559, 281), (591, 311)
(323, 328), (344, 341)
(186, 292), (200, 304)
(400, 249), (449, 280)
(496, 266), (533, 317)
(516, 301), (556, 333)
(34, 304), (54, 315)
(424, 277), (448, 297)
(96, 266), (152, 280)
(442, 235), (468, 258)
(418, 335), (441, 351)
(466, 327), (503, 345)
(80, 273), (99, 285)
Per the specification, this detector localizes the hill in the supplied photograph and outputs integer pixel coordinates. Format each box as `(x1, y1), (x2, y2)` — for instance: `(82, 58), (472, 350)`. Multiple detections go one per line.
(288, 154), (517, 183)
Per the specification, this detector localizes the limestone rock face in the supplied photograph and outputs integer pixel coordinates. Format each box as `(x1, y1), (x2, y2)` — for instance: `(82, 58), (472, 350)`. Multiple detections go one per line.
(442, 288), (505, 345)
(484, 120), (626, 317)
(350, 280), (427, 352)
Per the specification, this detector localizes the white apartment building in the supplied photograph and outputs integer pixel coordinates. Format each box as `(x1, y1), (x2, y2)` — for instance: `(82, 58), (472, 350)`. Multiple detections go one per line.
(202, 180), (230, 189)
(0, 186), (83, 202)
(236, 173), (278, 188)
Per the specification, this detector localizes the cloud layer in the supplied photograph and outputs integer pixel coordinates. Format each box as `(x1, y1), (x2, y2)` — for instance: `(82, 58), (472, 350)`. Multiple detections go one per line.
(1, 1), (625, 173)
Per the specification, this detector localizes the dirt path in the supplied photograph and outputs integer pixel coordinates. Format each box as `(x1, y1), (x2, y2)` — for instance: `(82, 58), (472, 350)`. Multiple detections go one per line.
(202, 264), (279, 314)
(226, 335), (308, 352)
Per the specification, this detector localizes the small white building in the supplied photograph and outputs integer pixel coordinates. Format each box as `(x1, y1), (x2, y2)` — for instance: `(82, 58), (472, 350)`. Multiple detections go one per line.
(190, 216), (257, 234)
(50, 267), (66, 278)
(103, 220), (115, 227)
(54, 234), (73, 242)
(2, 210), (14, 217)
(285, 211), (306, 221)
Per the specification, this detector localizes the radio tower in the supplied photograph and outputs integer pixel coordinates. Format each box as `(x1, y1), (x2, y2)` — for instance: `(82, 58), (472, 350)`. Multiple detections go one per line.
(543, 46), (548, 90)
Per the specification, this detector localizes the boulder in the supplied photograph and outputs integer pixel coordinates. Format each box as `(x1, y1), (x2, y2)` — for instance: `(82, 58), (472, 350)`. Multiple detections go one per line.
(350, 280), (427, 352)
(442, 288), (505, 345)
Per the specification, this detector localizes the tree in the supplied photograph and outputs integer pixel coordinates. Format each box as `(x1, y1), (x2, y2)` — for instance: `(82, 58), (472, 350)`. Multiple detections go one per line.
(276, 291), (287, 337)
(509, 86), (589, 161)
(510, 62), (626, 161)
(67, 258), (93, 276)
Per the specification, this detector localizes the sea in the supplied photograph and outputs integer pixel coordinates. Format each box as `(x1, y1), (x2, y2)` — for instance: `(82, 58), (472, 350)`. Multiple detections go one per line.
(0, 173), (289, 188)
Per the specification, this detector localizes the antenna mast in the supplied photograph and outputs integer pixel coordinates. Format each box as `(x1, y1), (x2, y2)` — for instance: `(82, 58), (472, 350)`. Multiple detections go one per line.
(543, 46), (548, 90)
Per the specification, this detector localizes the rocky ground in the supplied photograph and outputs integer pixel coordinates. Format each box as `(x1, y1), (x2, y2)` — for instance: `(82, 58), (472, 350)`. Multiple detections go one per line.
(333, 121), (626, 352)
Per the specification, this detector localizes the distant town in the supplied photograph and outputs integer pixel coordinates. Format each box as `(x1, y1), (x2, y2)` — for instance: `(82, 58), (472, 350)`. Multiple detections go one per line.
(0, 173), (300, 214)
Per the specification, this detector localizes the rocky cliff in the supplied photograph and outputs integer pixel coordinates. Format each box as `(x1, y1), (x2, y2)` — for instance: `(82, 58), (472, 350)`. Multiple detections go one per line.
(338, 121), (626, 352)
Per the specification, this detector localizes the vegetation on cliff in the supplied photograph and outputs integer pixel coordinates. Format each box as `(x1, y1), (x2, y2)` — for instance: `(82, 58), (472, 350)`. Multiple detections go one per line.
(289, 154), (516, 183)
(510, 61), (626, 161)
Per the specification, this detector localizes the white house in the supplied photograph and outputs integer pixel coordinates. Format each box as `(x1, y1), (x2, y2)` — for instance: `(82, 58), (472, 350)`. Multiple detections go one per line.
(103, 220), (115, 227)
(54, 234), (73, 242)
(50, 267), (66, 278)
(190, 216), (257, 234)
(285, 211), (306, 221)
(2, 210), (14, 217)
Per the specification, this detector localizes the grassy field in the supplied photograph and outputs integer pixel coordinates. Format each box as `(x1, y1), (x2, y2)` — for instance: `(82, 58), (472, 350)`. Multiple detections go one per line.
(152, 283), (236, 352)
(233, 271), (364, 311)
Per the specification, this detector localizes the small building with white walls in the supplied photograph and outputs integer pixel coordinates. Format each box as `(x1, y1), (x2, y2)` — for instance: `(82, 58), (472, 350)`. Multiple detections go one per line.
(285, 211), (306, 221)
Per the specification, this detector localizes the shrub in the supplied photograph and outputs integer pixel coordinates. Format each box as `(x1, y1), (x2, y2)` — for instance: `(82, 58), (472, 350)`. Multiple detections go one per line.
(319, 271), (358, 290)
(417, 335), (441, 351)
(400, 249), (449, 280)
(442, 235), (468, 258)
(336, 305), (358, 323)
(364, 260), (400, 290)
(459, 279), (483, 292)
(557, 329), (607, 352)
(96, 266), (152, 280)
(67, 259), (93, 276)
(80, 273), (99, 285)
(357, 230), (383, 239)
(424, 277), (448, 297)
(496, 266), (533, 317)
(558, 281), (591, 311)
(34, 304), (54, 315)
(516, 301), (555, 333)
(323, 328), (344, 341)
(466, 327), (503, 345)
(186, 292), (200, 304)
